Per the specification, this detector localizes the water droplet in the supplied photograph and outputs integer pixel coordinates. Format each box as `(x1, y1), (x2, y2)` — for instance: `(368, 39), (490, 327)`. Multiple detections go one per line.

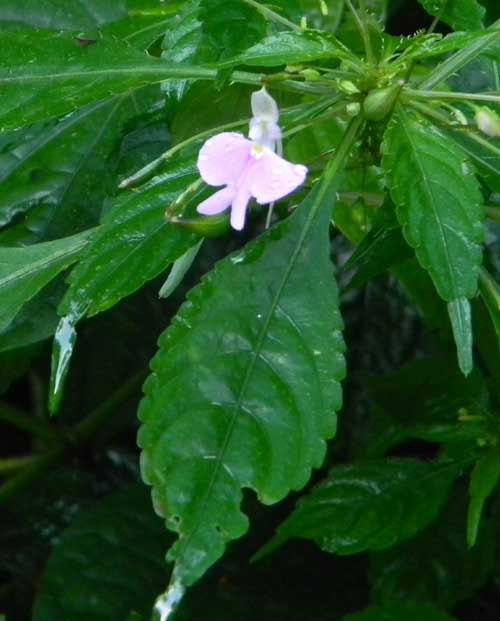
(272, 180), (280, 189)
(225, 145), (233, 152)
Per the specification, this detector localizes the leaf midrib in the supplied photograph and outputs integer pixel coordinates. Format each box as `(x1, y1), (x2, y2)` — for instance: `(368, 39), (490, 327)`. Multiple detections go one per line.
(174, 171), (336, 573)
(397, 108), (458, 299)
(0, 234), (89, 290)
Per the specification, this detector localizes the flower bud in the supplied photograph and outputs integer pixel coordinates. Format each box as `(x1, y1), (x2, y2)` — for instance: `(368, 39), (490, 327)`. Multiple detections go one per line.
(249, 87), (282, 151)
(475, 107), (500, 138)
(362, 82), (403, 122)
(346, 102), (361, 117)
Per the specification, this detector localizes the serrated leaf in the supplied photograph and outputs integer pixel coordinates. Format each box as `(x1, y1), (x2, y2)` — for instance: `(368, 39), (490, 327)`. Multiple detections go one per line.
(231, 29), (352, 67)
(344, 603), (457, 621)
(382, 107), (484, 372)
(450, 130), (500, 194)
(138, 171), (346, 586)
(258, 459), (462, 558)
(59, 150), (200, 318)
(0, 230), (91, 333)
(33, 485), (171, 621)
(417, 0), (485, 31)
(0, 0), (126, 30)
(383, 108), (484, 302)
(0, 31), (211, 130)
(467, 449), (500, 547)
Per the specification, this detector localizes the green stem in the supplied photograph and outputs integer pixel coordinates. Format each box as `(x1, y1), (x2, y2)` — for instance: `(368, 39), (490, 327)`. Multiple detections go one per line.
(323, 115), (364, 184)
(407, 88), (500, 105)
(0, 370), (147, 504)
(345, 0), (375, 64)
(281, 99), (348, 138)
(241, 0), (301, 31)
(0, 455), (37, 476)
(0, 401), (62, 444)
(120, 96), (340, 188)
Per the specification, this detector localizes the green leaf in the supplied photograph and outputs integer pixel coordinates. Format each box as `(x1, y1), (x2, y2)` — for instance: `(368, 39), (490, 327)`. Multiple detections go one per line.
(0, 277), (65, 353)
(0, 0), (126, 30)
(59, 150), (200, 318)
(467, 449), (500, 547)
(450, 130), (500, 194)
(420, 27), (500, 90)
(370, 490), (495, 608)
(33, 485), (171, 621)
(344, 204), (413, 290)
(159, 240), (203, 299)
(0, 31), (213, 130)
(383, 108), (483, 371)
(0, 90), (158, 238)
(161, 0), (266, 105)
(102, 1), (179, 50)
(383, 108), (484, 302)
(447, 298), (473, 375)
(0, 230), (91, 333)
(259, 459), (462, 558)
(138, 162), (347, 586)
(396, 30), (500, 63)
(232, 29), (352, 67)
(417, 0), (485, 31)
(359, 358), (487, 458)
(344, 603), (458, 621)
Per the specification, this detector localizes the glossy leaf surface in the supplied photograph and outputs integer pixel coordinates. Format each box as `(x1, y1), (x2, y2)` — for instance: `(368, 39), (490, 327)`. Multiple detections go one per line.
(138, 178), (345, 586)
(260, 459), (461, 556)
(0, 230), (91, 333)
(59, 150), (200, 318)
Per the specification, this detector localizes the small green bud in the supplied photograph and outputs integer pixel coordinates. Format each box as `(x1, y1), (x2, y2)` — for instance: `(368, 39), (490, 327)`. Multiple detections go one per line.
(346, 102), (361, 117)
(300, 68), (321, 81)
(319, 0), (328, 16)
(475, 106), (500, 138)
(362, 82), (403, 121)
(338, 80), (361, 95)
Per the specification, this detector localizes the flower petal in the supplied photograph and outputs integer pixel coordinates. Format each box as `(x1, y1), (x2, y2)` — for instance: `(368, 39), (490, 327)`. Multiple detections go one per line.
(197, 187), (236, 216)
(230, 189), (251, 231)
(197, 132), (252, 186)
(246, 149), (307, 205)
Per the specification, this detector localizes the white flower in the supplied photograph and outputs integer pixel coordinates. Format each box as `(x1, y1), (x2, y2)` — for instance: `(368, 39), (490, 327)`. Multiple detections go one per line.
(248, 87), (282, 151)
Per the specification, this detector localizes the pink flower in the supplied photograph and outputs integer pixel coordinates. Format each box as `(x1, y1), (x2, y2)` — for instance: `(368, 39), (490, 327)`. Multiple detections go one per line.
(196, 132), (308, 230)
